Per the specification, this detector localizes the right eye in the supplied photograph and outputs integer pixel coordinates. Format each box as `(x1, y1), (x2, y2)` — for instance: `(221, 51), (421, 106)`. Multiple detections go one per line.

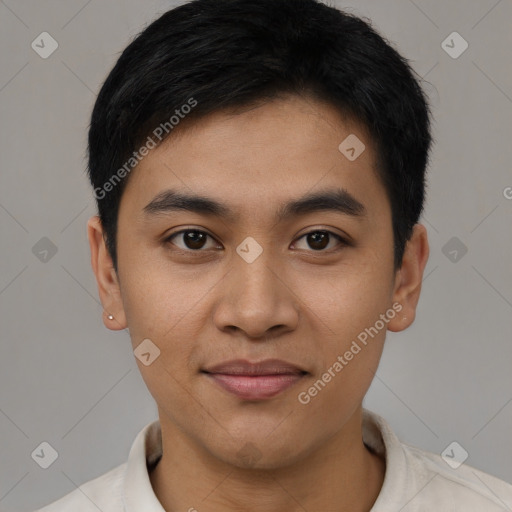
(164, 229), (221, 252)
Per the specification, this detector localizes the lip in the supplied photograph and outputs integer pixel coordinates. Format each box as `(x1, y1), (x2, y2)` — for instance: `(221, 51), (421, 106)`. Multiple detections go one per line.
(202, 359), (307, 400)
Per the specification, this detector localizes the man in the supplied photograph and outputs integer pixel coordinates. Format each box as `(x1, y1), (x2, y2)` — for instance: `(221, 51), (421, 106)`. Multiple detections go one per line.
(36, 0), (512, 510)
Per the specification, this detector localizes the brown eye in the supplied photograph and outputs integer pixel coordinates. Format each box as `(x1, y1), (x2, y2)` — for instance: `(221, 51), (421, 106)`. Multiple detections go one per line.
(165, 230), (217, 251)
(294, 230), (346, 252)
(307, 231), (330, 250)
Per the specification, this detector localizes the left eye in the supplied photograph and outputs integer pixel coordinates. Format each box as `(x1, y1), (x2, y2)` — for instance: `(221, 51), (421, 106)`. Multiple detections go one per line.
(293, 230), (346, 252)
(165, 229), (346, 252)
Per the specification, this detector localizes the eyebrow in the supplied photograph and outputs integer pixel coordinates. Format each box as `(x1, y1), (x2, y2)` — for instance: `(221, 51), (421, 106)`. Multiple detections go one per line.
(142, 187), (367, 223)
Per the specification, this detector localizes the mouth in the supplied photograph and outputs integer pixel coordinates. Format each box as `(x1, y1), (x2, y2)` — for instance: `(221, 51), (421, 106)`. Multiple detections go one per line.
(201, 359), (308, 400)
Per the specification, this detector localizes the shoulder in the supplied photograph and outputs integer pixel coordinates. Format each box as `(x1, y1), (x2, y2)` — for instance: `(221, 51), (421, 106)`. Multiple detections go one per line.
(363, 410), (512, 511)
(34, 463), (126, 512)
(33, 419), (163, 512)
(397, 442), (512, 511)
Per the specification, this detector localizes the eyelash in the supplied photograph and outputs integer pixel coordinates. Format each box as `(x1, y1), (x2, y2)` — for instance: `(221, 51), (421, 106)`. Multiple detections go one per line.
(163, 228), (349, 254)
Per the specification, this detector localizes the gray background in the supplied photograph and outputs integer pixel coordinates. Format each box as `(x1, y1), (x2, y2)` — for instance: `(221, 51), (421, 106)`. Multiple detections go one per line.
(0, 0), (511, 510)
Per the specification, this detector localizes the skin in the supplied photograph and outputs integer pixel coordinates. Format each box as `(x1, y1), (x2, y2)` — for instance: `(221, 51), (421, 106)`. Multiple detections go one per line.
(88, 95), (429, 512)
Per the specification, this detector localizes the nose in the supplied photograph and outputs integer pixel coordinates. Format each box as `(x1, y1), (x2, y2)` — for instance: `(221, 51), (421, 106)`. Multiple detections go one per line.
(212, 248), (300, 341)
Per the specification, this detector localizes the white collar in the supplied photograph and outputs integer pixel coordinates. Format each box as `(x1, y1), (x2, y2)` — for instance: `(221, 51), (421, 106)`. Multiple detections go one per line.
(120, 409), (403, 511)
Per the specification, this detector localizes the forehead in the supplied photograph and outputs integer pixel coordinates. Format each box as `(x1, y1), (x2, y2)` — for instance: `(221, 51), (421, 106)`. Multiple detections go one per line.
(119, 95), (389, 225)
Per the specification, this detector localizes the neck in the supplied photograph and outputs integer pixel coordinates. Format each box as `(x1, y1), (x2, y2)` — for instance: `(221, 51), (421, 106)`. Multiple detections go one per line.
(149, 407), (385, 512)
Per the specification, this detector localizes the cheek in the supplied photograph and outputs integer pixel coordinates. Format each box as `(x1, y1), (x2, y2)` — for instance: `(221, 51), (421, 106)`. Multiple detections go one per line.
(117, 243), (203, 342)
(118, 256), (217, 381)
(294, 253), (392, 404)
(296, 342), (383, 432)
(123, 269), (205, 417)
(296, 270), (390, 419)
(298, 256), (392, 339)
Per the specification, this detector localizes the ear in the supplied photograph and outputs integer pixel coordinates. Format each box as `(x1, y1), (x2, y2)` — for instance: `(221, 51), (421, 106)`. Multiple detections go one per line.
(387, 223), (429, 332)
(87, 215), (127, 330)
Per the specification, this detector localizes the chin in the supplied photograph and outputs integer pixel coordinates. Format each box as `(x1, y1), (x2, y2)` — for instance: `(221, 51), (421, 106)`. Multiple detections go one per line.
(208, 433), (306, 471)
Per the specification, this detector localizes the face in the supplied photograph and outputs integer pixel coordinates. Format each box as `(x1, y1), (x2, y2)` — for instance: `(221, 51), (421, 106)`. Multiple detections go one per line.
(88, 95), (428, 469)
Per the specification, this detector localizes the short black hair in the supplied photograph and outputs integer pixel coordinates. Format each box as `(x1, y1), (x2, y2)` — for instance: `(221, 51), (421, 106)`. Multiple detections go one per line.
(87, 0), (433, 272)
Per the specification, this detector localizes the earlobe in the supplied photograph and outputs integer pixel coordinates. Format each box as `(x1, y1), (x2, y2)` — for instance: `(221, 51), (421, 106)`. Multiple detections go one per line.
(387, 223), (429, 333)
(87, 216), (127, 331)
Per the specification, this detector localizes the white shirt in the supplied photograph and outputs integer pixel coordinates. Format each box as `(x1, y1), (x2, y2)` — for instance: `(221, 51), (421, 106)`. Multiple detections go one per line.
(35, 409), (512, 511)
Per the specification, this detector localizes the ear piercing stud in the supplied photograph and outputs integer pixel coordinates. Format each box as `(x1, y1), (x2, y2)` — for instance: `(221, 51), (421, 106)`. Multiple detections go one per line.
(107, 314), (114, 320)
